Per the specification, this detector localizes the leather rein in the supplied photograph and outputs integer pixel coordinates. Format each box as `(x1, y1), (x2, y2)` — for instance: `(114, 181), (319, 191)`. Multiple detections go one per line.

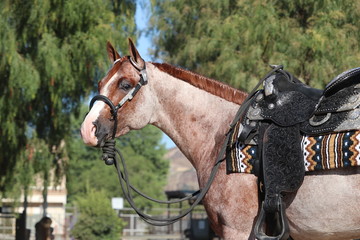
(88, 58), (284, 226)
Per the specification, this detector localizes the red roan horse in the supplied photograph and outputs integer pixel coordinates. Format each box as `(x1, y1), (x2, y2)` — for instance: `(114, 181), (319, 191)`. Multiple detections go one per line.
(81, 39), (360, 240)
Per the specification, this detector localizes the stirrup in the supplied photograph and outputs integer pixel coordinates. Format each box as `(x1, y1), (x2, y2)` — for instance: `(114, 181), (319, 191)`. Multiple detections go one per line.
(254, 197), (289, 240)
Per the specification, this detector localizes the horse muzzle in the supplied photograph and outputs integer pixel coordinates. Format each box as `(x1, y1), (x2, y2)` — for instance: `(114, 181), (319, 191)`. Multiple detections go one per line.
(81, 94), (119, 147)
(80, 120), (99, 146)
(81, 116), (115, 147)
(80, 101), (111, 147)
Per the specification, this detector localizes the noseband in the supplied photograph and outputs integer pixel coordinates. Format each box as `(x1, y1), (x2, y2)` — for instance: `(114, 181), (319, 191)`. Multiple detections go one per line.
(89, 57), (148, 141)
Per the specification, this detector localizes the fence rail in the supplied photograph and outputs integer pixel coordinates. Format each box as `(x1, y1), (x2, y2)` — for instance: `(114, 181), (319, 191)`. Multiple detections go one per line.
(118, 207), (210, 240)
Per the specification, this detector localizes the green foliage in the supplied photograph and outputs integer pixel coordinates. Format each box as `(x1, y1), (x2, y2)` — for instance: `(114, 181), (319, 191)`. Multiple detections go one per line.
(150, 0), (360, 90)
(0, 0), (136, 192)
(71, 190), (125, 240)
(66, 106), (169, 209)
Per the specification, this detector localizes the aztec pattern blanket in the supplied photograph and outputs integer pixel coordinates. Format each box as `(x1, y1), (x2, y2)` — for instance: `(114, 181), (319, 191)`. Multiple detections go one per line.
(226, 123), (360, 174)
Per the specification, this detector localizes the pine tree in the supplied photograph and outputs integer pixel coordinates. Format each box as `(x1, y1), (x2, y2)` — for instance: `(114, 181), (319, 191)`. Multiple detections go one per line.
(150, 0), (360, 91)
(0, 0), (136, 192)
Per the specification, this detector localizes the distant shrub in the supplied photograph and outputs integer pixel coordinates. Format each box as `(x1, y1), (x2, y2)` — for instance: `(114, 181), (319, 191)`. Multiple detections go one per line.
(71, 190), (125, 240)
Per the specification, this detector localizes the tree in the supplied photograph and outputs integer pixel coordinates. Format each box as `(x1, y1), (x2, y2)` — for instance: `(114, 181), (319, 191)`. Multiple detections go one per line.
(150, 0), (360, 91)
(71, 190), (125, 240)
(0, 0), (136, 193)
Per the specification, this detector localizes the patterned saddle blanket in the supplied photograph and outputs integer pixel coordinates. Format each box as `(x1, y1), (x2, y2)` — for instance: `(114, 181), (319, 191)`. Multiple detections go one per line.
(226, 127), (360, 175)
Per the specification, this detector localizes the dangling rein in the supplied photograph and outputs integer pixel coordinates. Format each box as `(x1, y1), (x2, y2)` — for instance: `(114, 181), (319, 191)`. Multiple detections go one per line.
(89, 97), (223, 225)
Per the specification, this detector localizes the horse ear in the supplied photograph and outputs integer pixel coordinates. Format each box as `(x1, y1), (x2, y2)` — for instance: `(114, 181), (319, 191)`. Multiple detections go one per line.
(128, 38), (145, 69)
(106, 41), (121, 63)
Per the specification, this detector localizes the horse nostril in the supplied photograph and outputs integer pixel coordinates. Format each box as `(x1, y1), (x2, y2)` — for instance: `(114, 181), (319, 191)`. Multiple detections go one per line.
(92, 121), (99, 136)
(92, 119), (110, 147)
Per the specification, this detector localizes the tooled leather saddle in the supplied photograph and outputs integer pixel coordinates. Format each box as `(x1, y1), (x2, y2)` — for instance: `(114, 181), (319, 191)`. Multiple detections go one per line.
(232, 66), (360, 240)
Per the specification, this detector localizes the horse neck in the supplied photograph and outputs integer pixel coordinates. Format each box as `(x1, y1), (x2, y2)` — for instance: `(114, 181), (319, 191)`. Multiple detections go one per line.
(147, 63), (243, 171)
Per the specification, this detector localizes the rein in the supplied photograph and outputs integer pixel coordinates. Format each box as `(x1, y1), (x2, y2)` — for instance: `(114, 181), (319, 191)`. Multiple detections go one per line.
(88, 59), (283, 226)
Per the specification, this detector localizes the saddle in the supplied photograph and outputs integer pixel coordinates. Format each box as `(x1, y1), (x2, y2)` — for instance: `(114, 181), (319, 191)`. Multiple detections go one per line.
(234, 66), (360, 240)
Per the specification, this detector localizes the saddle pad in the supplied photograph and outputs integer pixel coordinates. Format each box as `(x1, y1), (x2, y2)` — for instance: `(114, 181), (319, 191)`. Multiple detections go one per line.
(227, 129), (360, 174)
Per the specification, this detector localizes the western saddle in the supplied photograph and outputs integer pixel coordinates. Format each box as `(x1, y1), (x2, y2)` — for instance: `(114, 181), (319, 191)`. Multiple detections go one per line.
(234, 66), (360, 240)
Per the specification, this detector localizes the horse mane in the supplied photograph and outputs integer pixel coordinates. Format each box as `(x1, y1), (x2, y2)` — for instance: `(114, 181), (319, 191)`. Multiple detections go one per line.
(152, 63), (247, 105)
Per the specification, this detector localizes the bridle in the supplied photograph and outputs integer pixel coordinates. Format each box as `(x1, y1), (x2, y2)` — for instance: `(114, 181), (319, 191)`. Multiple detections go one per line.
(87, 57), (228, 226)
(89, 56), (148, 141)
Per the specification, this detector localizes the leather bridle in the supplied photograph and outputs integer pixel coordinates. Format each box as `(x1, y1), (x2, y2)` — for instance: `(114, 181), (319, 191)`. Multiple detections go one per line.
(86, 57), (227, 226)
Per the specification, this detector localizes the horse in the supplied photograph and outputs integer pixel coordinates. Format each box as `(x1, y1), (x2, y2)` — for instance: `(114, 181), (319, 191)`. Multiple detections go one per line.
(80, 39), (360, 240)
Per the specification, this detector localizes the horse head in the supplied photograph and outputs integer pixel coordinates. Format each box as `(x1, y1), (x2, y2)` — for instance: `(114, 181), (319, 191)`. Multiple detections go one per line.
(81, 39), (154, 147)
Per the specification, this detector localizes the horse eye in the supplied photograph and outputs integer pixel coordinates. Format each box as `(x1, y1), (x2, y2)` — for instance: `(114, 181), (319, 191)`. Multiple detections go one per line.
(119, 80), (132, 91)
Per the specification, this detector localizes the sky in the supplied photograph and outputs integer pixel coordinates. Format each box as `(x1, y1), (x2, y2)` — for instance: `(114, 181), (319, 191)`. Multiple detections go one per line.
(135, 3), (176, 149)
